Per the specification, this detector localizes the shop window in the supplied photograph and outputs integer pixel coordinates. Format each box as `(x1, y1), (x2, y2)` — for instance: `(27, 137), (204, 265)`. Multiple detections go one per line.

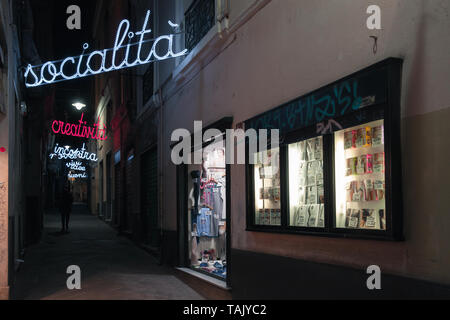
(288, 137), (325, 228)
(253, 148), (281, 226)
(334, 120), (386, 230)
(244, 58), (403, 241)
(188, 140), (227, 280)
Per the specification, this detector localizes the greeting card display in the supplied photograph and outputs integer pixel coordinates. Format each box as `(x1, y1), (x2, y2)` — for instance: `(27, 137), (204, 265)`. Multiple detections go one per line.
(335, 120), (386, 231)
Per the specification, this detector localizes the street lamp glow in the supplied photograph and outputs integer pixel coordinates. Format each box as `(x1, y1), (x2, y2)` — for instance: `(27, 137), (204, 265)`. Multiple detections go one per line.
(72, 102), (86, 110)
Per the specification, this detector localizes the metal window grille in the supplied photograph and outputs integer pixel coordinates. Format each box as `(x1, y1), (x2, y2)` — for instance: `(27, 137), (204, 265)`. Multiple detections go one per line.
(185, 0), (216, 51)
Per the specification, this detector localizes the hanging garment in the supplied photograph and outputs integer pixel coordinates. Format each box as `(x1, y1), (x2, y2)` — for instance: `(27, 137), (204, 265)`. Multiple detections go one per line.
(191, 171), (201, 213)
(210, 186), (223, 236)
(197, 207), (212, 237)
(219, 180), (226, 219)
(191, 223), (200, 264)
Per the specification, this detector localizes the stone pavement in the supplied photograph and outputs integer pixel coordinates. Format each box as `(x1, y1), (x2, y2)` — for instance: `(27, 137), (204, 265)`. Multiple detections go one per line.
(12, 204), (204, 300)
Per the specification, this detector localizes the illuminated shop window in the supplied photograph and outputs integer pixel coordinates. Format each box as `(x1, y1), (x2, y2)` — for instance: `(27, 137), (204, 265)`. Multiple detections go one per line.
(253, 148), (281, 226)
(188, 141), (227, 280)
(334, 120), (386, 230)
(288, 137), (325, 228)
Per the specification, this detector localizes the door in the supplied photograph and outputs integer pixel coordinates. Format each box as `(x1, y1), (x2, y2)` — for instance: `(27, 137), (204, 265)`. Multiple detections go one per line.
(106, 153), (112, 221)
(141, 148), (160, 249)
(114, 163), (121, 226)
(99, 160), (104, 217)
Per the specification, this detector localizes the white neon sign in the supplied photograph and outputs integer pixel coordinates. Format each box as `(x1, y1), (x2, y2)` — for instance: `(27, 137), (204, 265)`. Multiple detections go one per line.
(68, 172), (88, 179)
(66, 161), (86, 172)
(49, 143), (98, 162)
(24, 10), (187, 88)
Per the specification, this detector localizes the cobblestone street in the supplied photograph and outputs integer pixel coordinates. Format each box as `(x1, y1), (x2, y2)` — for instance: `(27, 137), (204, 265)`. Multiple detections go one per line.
(12, 205), (203, 300)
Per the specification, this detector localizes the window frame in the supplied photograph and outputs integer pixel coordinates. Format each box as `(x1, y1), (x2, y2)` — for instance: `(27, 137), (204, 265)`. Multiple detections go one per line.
(184, 0), (216, 52)
(174, 116), (233, 288)
(245, 58), (403, 241)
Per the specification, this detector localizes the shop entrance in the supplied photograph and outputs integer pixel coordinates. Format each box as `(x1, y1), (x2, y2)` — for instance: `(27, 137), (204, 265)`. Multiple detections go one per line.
(184, 140), (229, 283)
(106, 152), (112, 221)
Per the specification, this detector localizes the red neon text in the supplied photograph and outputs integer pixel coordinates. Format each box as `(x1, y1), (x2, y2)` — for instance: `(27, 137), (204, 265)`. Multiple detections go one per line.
(52, 113), (108, 141)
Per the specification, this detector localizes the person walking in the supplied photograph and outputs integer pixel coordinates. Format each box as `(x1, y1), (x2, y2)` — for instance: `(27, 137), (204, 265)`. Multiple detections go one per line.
(59, 185), (74, 233)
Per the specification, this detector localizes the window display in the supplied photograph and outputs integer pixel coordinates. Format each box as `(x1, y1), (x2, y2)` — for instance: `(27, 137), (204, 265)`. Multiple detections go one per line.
(253, 148), (281, 226)
(334, 120), (386, 230)
(188, 142), (227, 279)
(244, 59), (403, 240)
(288, 137), (325, 228)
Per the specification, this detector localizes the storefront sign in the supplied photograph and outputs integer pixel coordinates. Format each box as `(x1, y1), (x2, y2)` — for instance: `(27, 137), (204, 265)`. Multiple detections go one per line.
(52, 113), (107, 141)
(246, 66), (388, 134)
(49, 143), (98, 162)
(24, 10), (187, 88)
(66, 161), (86, 172)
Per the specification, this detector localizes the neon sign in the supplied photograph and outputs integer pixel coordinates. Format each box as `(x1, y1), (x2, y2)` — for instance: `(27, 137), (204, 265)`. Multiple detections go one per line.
(68, 172), (87, 179)
(49, 143), (98, 162)
(24, 10), (187, 88)
(66, 161), (86, 172)
(52, 113), (108, 141)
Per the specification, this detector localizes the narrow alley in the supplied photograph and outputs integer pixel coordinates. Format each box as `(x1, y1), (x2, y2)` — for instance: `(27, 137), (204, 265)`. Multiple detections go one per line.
(1, 0), (450, 303)
(11, 205), (203, 300)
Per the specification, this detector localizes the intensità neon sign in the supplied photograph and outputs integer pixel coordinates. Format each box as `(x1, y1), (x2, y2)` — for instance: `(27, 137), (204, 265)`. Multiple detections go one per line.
(24, 10), (187, 88)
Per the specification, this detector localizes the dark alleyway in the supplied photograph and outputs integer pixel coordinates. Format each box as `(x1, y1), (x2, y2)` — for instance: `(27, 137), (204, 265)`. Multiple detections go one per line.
(11, 205), (204, 300)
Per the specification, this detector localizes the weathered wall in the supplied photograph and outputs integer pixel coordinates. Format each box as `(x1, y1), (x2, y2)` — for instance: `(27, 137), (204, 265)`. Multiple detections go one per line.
(0, 13), (8, 296)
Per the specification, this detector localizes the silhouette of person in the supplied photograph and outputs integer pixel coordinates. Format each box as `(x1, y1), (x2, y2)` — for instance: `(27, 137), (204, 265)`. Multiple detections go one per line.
(59, 185), (74, 233)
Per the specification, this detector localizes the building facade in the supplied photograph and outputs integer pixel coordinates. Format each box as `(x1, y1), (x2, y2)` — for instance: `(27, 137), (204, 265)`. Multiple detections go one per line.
(0, 0), (52, 300)
(88, 0), (450, 299)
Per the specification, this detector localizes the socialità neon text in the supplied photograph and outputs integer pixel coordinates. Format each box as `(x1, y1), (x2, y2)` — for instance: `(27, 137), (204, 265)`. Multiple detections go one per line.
(24, 10), (187, 87)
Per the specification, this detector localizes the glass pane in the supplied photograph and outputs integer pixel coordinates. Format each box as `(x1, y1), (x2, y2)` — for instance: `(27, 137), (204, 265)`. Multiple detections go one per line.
(334, 120), (386, 230)
(253, 148), (281, 226)
(188, 141), (227, 279)
(288, 137), (325, 228)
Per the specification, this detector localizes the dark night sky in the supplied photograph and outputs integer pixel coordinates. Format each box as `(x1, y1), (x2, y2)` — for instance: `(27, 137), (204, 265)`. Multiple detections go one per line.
(31, 0), (97, 149)
(51, 0), (96, 116)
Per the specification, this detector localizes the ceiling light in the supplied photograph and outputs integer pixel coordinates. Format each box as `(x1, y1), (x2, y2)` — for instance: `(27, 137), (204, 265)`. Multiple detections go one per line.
(72, 102), (86, 110)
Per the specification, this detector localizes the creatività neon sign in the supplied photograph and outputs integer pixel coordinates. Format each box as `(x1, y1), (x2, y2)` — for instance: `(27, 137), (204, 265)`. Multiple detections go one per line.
(49, 143), (98, 162)
(24, 10), (187, 88)
(52, 113), (108, 141)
